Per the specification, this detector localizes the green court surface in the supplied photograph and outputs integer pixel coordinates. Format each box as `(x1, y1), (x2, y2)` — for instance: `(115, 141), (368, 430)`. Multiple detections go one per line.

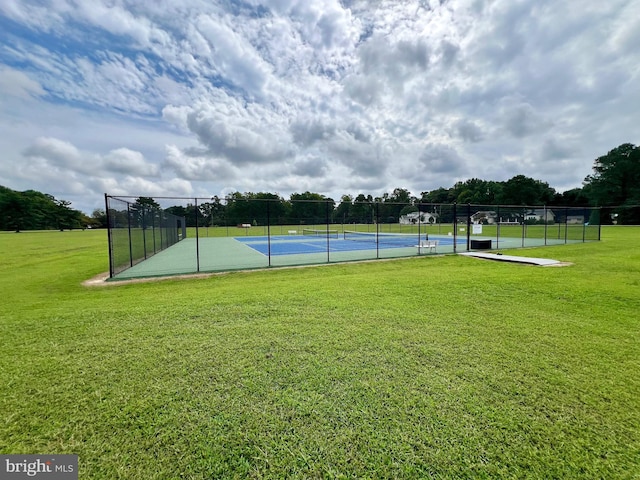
(112, 233), (587, 280)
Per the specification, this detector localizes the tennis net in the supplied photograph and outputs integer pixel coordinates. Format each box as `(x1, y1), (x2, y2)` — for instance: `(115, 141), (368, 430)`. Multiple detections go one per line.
(302, 228), (339, 238)
(343, 230), (426, 246)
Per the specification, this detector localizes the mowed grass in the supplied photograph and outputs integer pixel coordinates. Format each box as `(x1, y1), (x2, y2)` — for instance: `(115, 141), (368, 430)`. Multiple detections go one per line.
(0, 228), (639, 478)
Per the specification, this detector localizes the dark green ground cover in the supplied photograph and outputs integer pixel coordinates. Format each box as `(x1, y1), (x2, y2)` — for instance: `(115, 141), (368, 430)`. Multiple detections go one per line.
(0, 227), (638, 478)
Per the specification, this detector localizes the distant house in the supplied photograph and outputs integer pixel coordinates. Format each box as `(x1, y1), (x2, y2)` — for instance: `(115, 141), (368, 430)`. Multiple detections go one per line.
(471, 211), (498, 224)
(525, 209), (555, 223)
(399, 211), (438, 225)
(567, 215), (585, 224)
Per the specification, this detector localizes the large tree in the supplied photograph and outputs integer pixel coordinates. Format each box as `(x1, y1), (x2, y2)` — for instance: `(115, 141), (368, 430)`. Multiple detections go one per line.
(289, 192), (333, 225)
(453, 178), (503, 205)
(419, 187), (456, 204)
(334, 195), (353, 224)
(497, 175), (556, 206)
(0, 186), (84, 231)
(583, 143), (640, 224)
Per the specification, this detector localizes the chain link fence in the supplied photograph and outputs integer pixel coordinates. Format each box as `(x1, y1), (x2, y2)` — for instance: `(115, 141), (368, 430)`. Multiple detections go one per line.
(105, 195), (602, 279)
(105, 195), (186, 277)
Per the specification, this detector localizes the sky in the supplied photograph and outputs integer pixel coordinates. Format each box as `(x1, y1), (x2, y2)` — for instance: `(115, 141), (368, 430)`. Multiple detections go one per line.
(1, 0), (639, 214)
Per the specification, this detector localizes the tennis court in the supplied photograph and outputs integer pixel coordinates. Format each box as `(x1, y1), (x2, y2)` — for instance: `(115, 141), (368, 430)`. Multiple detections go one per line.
(111, 231), (537, 280)
(106, 196), (601, 280)
(236, 231), (467, 256)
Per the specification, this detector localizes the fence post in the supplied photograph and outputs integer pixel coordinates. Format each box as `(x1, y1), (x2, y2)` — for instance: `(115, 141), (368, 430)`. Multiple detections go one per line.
(376, 202), (380, 259)
(195, 198), (200, 273)
(267, 200), (272, 267)
(417, 203), (422, 255)
(544, 205), (548, 246)
(326, 200), (330, 263)
(496, 205), (501, 249)
(521, 207), (526, 247)
(152, 209), (157, 254)
(127, 202), (133, 268)
(466, 203), (471, 251)
(453, 203), (457, 253)
(105, 194), (114, 278)
(142, 206), (148, 259)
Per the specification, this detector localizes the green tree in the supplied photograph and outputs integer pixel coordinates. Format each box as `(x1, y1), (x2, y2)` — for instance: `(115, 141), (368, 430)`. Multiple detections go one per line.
(0, 187), (28, 231)
(134, 197), (161, 209)
(420, 187), (456, 204)
(334, 195), (353, 224)
(0, 186), (84, 231)
(289, 192), (333, 225)
(498, 175), (556, 206)
(131, 197), (162, 228)
(90, 208), (108, 228)
(54, 199), (83, 230)
(223, 192), (286, 227)
(351, 194), (373, 224)
(377, 188), (413, 223)
(453, 179), (503, 205)
(583, 143), (640, 224)
(552, 188), (590, 207)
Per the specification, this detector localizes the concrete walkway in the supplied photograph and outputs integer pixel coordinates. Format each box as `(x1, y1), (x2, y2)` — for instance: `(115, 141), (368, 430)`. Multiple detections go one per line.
(458, 251), (562, 266)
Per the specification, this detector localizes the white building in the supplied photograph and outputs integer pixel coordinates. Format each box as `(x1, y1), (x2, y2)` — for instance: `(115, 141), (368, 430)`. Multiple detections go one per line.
(399, 211), (438, 225)
(525, 209), (556, 223)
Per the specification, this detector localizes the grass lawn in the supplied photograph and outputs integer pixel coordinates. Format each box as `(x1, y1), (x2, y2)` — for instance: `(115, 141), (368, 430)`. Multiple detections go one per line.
(0, 227), (639, 478)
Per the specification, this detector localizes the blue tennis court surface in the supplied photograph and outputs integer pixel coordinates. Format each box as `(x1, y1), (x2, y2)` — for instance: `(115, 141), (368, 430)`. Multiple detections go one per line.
(235, 234), (466, 256)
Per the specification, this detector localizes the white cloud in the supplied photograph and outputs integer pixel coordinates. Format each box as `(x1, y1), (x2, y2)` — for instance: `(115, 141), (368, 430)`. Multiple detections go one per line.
(0, 66), (45, 99)
(23, 137), (89, 172)
(194, 14), (271, 97)
(1, 0), (639, 213)
(104, 148), (160, 177)
(164, 93), (295, 166)
(164, 144), (238, 181)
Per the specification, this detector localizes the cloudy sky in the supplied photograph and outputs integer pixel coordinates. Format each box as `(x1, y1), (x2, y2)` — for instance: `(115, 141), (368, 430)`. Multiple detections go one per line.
(1, 0), (639, 213)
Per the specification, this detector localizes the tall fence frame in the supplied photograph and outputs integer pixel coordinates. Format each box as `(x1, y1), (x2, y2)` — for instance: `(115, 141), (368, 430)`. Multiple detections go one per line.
(105, 195), (187, 277)
(105, 195), (602, 279)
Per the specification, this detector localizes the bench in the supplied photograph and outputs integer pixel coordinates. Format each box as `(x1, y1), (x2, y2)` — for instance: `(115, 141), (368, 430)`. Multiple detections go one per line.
(288, 230), (297, 235)
(416, 240), (438, 253)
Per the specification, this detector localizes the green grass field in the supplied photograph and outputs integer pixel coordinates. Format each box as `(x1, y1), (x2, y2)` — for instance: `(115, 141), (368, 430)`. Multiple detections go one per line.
(1, 227), (638, 478)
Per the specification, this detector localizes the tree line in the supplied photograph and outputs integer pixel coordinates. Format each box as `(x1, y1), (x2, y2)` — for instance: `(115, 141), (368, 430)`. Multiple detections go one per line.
(2, 143), (639, 230)
(0, 186), (88, 232)
(155, 180), (589, 228)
